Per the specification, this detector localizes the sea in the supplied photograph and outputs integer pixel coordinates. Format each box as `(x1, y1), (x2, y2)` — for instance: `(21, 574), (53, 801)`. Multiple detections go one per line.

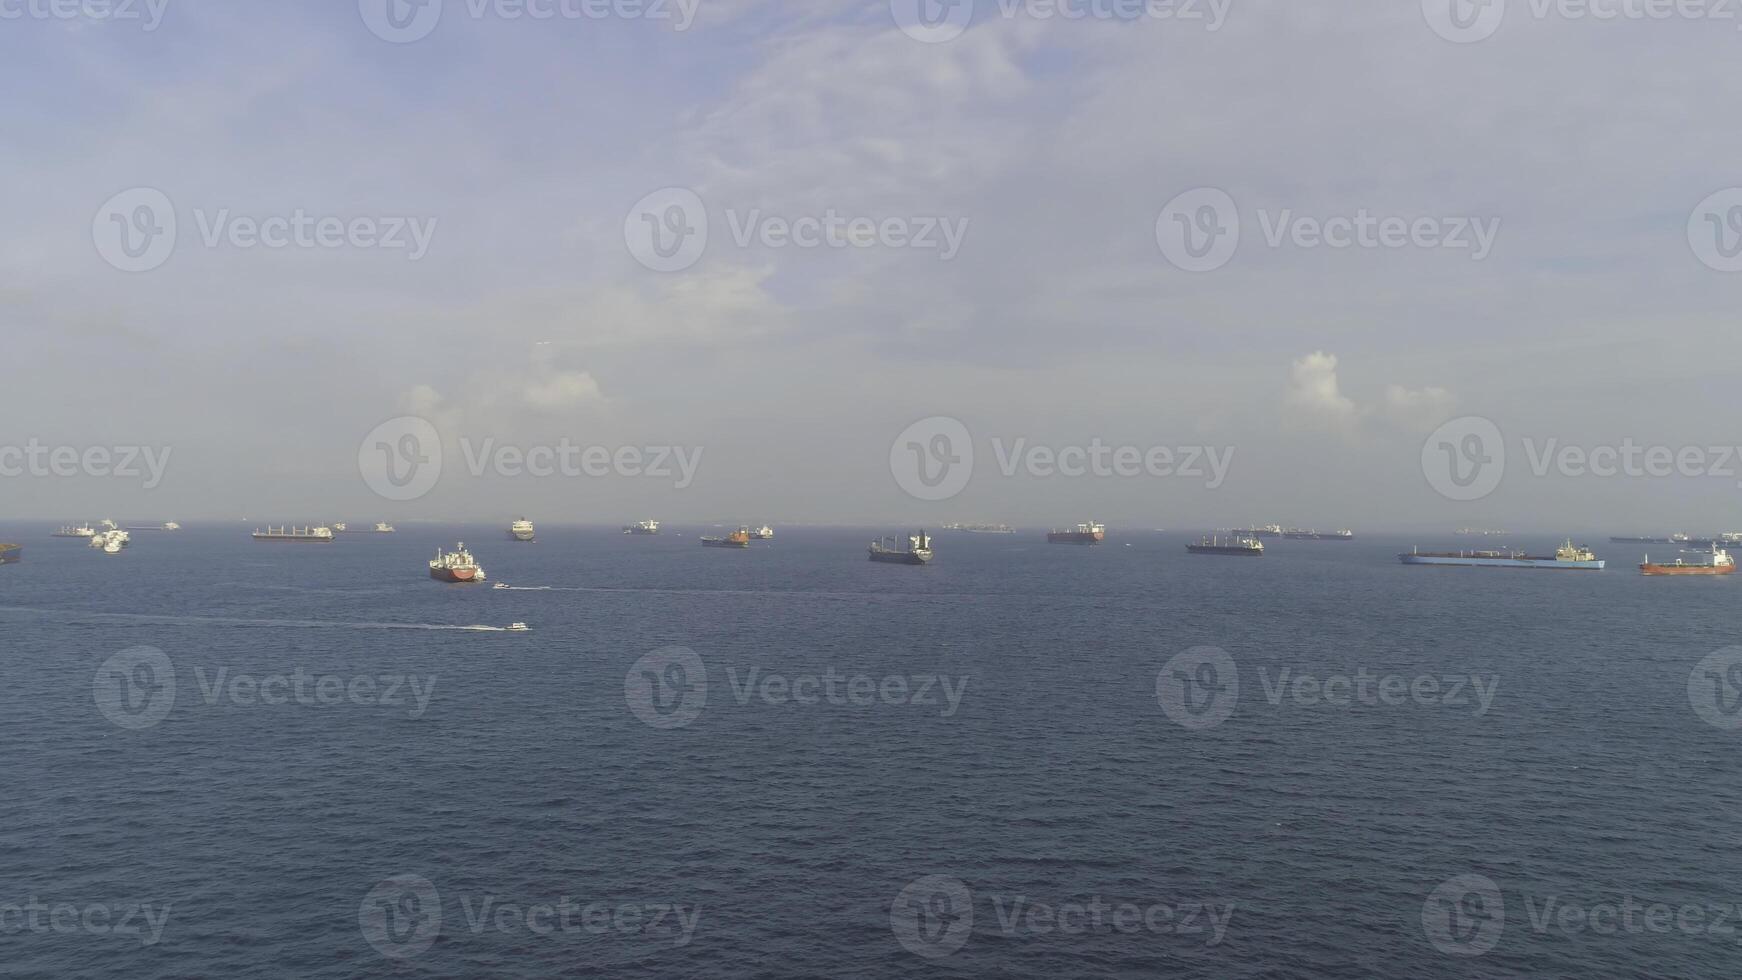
(1, 524), (1739, 978)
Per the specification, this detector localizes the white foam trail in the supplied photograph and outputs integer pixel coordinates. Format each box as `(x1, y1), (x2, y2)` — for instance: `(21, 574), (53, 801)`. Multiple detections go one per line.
(0, 606), (508, 631)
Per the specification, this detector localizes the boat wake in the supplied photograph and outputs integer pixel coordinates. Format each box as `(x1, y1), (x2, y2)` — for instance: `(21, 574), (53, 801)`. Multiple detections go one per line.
(0, 606), (514, 632)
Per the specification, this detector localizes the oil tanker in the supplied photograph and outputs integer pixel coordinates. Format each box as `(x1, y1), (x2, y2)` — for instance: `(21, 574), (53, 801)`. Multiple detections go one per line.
(252, 526), (335, 543)
(1399, 541), (1604, 570)
(869, 530), (933, 565)
(1047, 522), (1106, 545)
(1187, 534), (1264, 556)
(429, 542), (485, 582)
(1640, 547), (1735, 576)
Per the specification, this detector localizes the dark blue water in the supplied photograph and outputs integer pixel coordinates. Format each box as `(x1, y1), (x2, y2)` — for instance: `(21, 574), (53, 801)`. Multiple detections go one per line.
(2, 524), (1739, 977)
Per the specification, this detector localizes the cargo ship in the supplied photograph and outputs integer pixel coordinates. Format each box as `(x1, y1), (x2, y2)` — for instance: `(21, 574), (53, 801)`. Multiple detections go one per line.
(508, 518), (536, 542)
(1047, 522), (1106, 545)
(375, 523), (396, 534)
(870, 530), (933, 565)
(0, 543), (20, 565)
(430, 542), (485, 582)
(749, 525), (774, 540)
(1241, 523), (1284, 538)
(1187, 534), (1264, 556)
(252, 526), (335, 543)
(329, 523), (348, 533)
(1456, 527), (1509, 537)
(52, 523), (97, 538)
(942, 523), (1015, 534)
(701, 527), (751, 548)
(1611, 533), (1687, 544)
(623, 520), (660, 535)
(1399, 540), (1604, 570)
(1282, 528), (1354, 540)
(1640, 547), (1736, 576)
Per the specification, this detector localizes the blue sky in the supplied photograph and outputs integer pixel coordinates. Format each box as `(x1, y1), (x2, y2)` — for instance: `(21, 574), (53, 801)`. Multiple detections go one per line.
(4, 0), (1742, 529)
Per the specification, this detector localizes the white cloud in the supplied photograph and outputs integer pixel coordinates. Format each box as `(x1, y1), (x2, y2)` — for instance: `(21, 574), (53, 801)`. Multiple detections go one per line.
(1285, 350), (1358, 429)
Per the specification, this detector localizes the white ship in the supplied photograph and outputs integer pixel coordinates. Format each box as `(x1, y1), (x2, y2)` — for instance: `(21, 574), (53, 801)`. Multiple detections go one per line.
(375, 522), (396, 533)
(509, 518), (536, 542)
(88, 529), (130, 554)
(53, 523), (97, 538)
(749, 525), (774, 540)
(331, 523), (347, 533)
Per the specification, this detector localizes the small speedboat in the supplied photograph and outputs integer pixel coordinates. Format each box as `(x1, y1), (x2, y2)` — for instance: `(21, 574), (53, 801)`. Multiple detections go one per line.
(506, 622), (530, 632)
(493, 582), (511, 590)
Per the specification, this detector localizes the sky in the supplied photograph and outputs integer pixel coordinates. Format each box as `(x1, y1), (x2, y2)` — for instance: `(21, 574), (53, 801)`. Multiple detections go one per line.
(3, 0), (1742, 532)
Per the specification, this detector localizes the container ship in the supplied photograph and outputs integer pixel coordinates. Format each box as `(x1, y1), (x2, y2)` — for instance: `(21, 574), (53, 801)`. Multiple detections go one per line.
(1399, 541), (1604, 570)
(942, 523), (1015, 534)
(1047, 522), (1106, 545)
(252, 526), (335, 543)
(870, 530), (933, 565)
(1640, 547), (1736, 576)
(0, 543), (20, 565)
(701, 527), (751, 548)
(1187, 534), (1264, 556)
(1282, 528), (1354, 540)
(749, 525), (775, 540)
(624, 520), (660, 535)
(508, 518), (536, 542)
(430, 542), (485, 582)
